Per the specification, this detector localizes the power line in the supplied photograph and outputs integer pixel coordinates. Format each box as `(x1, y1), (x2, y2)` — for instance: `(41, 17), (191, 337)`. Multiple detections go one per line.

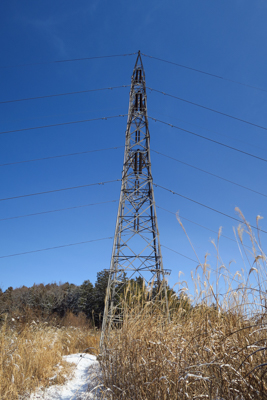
(0, 192), (248, 249)
(0, 146), (123, 167)
(0, 234), (250, 293)
(0, 179), (121, 202)
(1, 52), (137, 69)
(161, 244), (198, 263)
(161, 244), (252, 288)
(142, 53), (267, 94)
(148, 87), (267, 132)
(5, 50), (262, 95)
(154, 183), (267, 234)
(0, 197), (241, 248)
(0, 236), (114, 259)
(158, 206), (251, 249)
(0, 225), (249, 291)
(0, 235), (196, 263)
(0, 192), (247, 250)
(0, 85), (129, 104)
(149, 107), (267, 154)
(149, 117), (267, 163)
(0, 198), (248, 250)
(152, 149), (267, 198)
(0, 115), (127, 135)
(3, 112), (265, 165)
(0, 228), (253, 292)
(0, 200), (118, 221)
(3, 106), (123, 127)
(0, 198), (249, 251)
(0, 193), (248, 249)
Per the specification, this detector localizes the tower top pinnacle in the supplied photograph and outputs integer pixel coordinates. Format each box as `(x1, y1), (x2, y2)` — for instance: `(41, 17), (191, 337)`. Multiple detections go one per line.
(133, 50), (145, 79)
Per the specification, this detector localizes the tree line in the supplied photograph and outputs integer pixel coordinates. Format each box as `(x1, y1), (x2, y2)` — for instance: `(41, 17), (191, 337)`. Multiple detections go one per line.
(0, 270), (110, 327)
(0, 270), (191, 327)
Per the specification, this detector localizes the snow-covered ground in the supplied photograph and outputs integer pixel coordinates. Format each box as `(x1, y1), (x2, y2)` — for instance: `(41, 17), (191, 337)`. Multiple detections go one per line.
(30, 354), (105, 400)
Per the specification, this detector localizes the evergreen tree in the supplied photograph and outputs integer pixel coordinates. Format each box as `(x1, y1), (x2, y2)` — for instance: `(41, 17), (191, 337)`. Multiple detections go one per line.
(78, 280), (94, 318)
(92, 270), (109, 327)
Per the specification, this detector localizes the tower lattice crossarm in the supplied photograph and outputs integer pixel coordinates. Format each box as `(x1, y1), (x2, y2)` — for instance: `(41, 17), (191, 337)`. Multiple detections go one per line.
(100, 51), (170, 349)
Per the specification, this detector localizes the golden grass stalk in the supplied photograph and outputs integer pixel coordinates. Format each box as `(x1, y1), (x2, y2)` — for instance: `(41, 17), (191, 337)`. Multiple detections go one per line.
(0, 314), (100, 400)
(100, 213), (267, 399)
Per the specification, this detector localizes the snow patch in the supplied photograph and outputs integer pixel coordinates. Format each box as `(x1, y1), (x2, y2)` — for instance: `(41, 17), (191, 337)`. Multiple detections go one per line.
(30, 353), (104, 400)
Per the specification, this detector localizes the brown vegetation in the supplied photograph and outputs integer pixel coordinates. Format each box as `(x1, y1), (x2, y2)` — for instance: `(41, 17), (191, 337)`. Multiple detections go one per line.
(2, 211), (267, 399)
(100, 212), (267, 399)
(0, 311), (100, 400)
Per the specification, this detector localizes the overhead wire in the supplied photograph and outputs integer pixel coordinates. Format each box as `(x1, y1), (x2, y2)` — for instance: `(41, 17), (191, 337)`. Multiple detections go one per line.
(0, 196), (243, 249)
(3, 106), (123, 125)
(152, 149), (267, 198)
(4, 85), (266, 137)
(0, 200), (118, 221)
(0, 198), (249, 250)
(2, 113), (266, 165)
(157, 205), (251, 249)
(1, 52), (137, 69)
(142, 53), (267, 94)
(0, 235), (204, 264)
(0, 85), (130, 104)
(161, 244), (253, 289)
(2, 50), (265, 286)
(1, 241), (254, 294)
(0, 179), (121, 202)
(0, 146), (123, 167)
(2, 50), (265, 95)
(148, 87), (267, 132)
(0, 236), (254, 292)
(149, 116), (267, 163)
(0, 194), (249, 250)
(1, 151), (265, 237)
(0, 115), (127, 135)
(0, 217), (254, 291)
(0, 236), (114, 259)
(0, 197), (258, 290)
(161, 244), (198, 263)
(7, 143), (263, 203)
(149, 107), (267, 153)
(0, 189), (251, 251)
(154, 183), (267, 234)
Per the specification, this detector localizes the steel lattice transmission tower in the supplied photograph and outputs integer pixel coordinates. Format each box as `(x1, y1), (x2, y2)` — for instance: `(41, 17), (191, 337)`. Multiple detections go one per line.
(100, 51), (169, 347)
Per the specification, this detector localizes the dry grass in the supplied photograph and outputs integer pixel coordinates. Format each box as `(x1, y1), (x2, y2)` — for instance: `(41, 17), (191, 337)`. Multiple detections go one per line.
(100, 212), (267, 399)
(0, 312), (100, 400)
(100, 303), (267, 399)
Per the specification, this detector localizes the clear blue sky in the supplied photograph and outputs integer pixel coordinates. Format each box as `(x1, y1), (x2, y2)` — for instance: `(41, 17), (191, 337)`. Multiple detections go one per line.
(1, 0), (267, 295)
